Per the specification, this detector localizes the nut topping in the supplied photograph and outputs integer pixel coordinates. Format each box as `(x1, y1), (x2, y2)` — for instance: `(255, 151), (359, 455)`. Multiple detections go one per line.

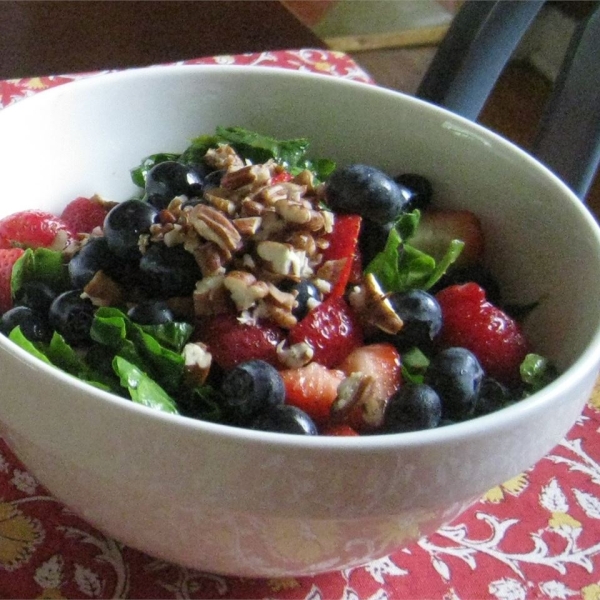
(188, 204), (242, 252)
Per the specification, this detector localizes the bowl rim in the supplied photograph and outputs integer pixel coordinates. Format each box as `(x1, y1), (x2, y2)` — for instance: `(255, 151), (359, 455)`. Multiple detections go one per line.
(1, 63), (600, 450)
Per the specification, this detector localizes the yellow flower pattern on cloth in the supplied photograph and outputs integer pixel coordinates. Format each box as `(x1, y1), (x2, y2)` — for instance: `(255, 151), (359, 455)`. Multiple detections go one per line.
(0, 501), (44, 570)
(482, 473), (529, 503)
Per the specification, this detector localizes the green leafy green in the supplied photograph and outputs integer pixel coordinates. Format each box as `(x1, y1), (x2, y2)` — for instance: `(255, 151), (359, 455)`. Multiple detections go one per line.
(132, 126), (336, 188)
(139, 321), (194, 353)
(400, 346), (430, 384)
(365, 210), (464, 293)
(8, 326), (53, 364)
(11, 248), (70, 298)
(113, 356), (179, 414)
(520, 353), (558, 393)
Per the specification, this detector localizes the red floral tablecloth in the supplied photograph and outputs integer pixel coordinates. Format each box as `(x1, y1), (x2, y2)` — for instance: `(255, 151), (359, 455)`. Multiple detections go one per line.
(1, 49), (600, 600)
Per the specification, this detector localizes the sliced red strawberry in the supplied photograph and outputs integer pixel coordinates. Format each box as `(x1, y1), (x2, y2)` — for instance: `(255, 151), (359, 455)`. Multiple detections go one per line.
(0, 248), (25, 314)
(320, 424), (359, 436)
(271, 170), (294, 184)
(195, 313), (285, 371)
(336, 343), (402, 431)
(280, 362), (345, 424)
(287, 296), (363, 368)
(60, 196), (111, 234)
(436, 282), (530, 384)
(320, 214), (362, 297)
(0, 210), (75, 250)
(410, 209), (484, 268)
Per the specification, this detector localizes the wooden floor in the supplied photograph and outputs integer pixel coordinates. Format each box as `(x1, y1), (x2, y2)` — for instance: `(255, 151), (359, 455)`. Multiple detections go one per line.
(349, 46), (600, 219)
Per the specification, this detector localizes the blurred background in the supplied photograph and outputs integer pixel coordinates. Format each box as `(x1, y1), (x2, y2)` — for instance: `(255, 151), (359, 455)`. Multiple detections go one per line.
(283, 0), (600, 217)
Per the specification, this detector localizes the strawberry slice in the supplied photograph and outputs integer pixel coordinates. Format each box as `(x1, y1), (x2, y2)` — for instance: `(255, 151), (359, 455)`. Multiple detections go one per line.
(280, 362), (345, 424)
(321, 424), (359, 436)
(0, 248), (25, 314)
(195, 313), (285, 371)
(287, 296), (363, 368)
(0, 210), (75, 250)
(271, 170), (294, 184)
(436, 282), (529, 384)
(335, 343), (402, 431)
(321, 214), (362, 297)
(410, 209), (484, 268)
(61, 196), (111, 234)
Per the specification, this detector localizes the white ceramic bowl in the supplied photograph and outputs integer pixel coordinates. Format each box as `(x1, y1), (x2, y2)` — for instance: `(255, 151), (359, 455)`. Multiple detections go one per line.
(0, 66), (599, 577)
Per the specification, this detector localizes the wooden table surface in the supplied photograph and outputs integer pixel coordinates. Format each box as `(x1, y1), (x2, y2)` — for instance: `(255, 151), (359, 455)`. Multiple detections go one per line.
(0, 1), (326, 80)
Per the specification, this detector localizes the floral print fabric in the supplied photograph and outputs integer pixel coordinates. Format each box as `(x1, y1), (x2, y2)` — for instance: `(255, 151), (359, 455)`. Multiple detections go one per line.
(0, 50), (599, 600)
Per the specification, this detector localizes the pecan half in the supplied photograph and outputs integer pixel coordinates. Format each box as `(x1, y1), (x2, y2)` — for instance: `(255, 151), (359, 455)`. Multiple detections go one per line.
(188, 204), (242, 253)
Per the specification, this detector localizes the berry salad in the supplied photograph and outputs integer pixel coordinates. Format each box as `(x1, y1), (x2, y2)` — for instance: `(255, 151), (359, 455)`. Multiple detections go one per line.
(0, 126), (557, 436)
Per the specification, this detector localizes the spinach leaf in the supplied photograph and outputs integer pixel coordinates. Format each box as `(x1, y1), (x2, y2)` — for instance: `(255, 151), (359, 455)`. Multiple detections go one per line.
(400, 346), (430, 384)
(140, 321), (194, 353)
(91, 307), (185, 393)
(365, 210), (464, 293)
(11, 248), (70, 298)
(8, 326), (52, 364)
(113, 356), (179, 414)
(520, 353), (558, 393)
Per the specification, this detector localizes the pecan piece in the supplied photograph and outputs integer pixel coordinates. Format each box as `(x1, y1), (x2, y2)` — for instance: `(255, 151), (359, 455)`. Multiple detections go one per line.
(182, 342), (212, 386)
(188, 204), (242, 253)
(256, 240), (310, 278)
(348, 273), (404, 335)
(223, 270), (269, 311)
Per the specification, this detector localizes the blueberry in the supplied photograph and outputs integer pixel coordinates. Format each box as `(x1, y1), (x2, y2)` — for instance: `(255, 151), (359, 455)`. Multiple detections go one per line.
(48, 290), (95, 345)
(127, 300), (174, 325)
(202, 168), (226, 191)
(280, 279), (322, 321)
(139, 243), (202, 298)
(394, 173), (433, 211)
(13, 281), (57, 314)
(383, 383), (442, 433)
(68, 237), (116, 289)
(325, 164), (411, 224)
(250, 405), (318, 435)
(388, 289), (442, 351)
(103, 199), (159, 259)
(220, 359), (285, 424)
(474, 377), (515, 416)
(145, 161), (205, 209)
(0, 306), (51, 342)
(425, 347), (484, 420)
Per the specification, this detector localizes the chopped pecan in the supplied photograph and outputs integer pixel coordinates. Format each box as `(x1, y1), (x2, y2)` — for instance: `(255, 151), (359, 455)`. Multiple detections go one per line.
(204, 191), (237, 215)
(348, 273), (404, 335)
(223, 270), (269, 311)
(331, 372), (387, 429)
(188, 204), (242, 252)
(292, 169), (316, 192)
(233, 216), (262, 236)
(193, 274), (232, 316)
(276, 340), (314, 368)
(240, 198), (267, 217)
(316, 258), (347, 288)
(182, 342), (212, 386)
(204, 144), (245, 171)
(221, 163), (271, 190)
(286, 231), (317, 257)
(83, 270), (124, 307)
(191, 241), (229, 278)
(275, 198), (312, 225)
(256, 240), (310, 278)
